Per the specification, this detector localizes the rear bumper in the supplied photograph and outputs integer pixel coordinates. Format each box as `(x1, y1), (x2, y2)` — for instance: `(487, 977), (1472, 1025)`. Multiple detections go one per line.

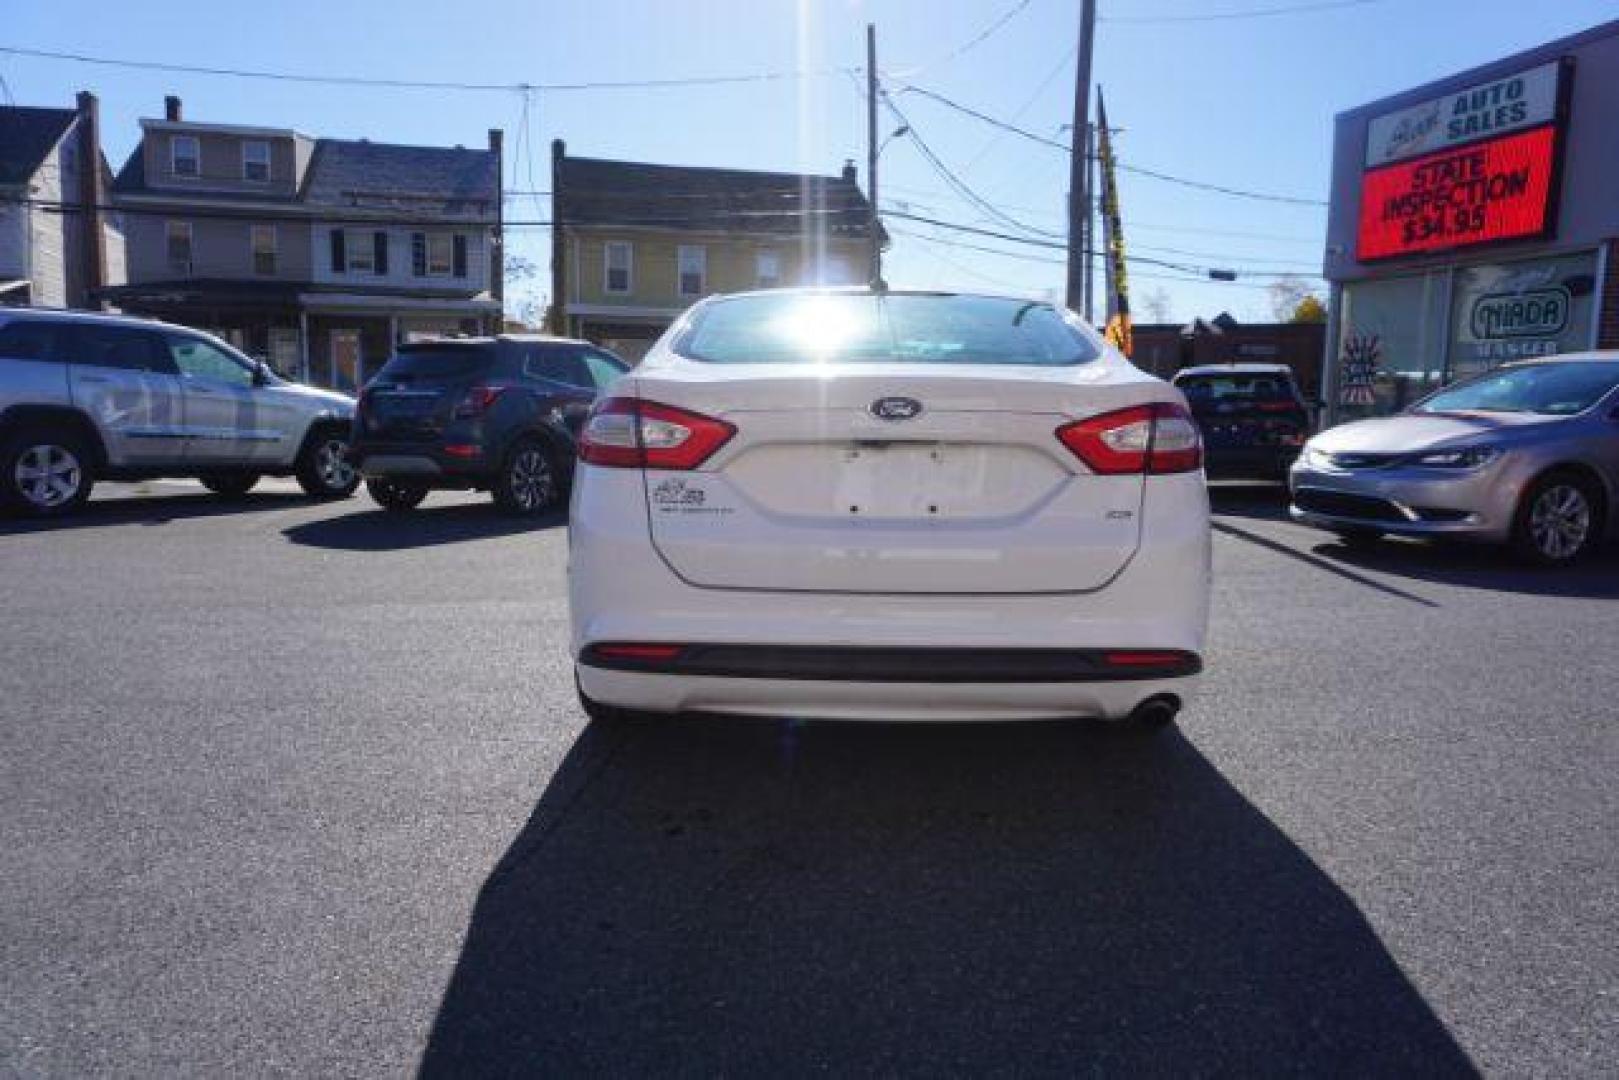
(578, 665), (1200, 722)
(1203, 445), (1297, 479)
(352, 442), (490, 482)
(568, 467), (1211, 721)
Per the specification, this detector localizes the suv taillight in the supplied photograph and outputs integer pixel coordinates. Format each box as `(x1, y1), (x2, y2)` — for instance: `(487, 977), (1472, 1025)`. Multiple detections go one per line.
(454, 384), (507, 418)
(578, 397), (736, 470)
(1056, 402), (1203, 475)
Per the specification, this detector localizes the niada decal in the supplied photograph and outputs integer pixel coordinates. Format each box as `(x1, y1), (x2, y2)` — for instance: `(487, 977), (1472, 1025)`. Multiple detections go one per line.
(1470, 287), (1570, 340)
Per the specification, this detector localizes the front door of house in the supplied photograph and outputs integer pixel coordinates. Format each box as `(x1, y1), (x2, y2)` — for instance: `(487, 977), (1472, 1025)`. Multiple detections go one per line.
(330, 329), (362, 392)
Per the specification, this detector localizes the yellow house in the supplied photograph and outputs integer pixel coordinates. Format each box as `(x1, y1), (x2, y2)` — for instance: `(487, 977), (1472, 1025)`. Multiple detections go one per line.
(549, 141), (879, 361)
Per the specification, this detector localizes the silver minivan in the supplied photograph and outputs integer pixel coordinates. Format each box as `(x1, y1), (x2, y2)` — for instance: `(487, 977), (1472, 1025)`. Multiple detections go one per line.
(0, 309), (358, 516)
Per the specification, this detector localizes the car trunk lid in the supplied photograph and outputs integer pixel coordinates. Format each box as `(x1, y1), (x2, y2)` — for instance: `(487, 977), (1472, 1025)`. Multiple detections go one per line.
(631, 363), (1154, 594)
(359, 344), (494, 443)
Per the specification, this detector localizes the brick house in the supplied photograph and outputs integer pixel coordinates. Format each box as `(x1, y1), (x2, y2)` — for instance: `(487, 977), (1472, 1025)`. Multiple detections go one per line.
(549, 140), (879, 361)
(100, 97), (503, 390)
(0, 93), (125, 308)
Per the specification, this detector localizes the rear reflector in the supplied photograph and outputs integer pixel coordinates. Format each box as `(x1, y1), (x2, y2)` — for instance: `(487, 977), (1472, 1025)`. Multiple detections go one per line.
(587, 643), (685, 662)
(443, 444), (480, 458)
(578, 398), (736, 470)
(1056, 402), (1203, 475)
(1103, 650), (1194, 669)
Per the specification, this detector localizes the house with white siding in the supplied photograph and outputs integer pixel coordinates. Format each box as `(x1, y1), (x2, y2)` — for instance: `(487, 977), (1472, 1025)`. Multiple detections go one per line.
(0, 93), (125, 309)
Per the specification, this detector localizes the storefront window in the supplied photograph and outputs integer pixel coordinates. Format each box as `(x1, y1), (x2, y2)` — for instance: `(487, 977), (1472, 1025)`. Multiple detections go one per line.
(1446, 251), (1599, 382)
(1335, 271), (1448, 419)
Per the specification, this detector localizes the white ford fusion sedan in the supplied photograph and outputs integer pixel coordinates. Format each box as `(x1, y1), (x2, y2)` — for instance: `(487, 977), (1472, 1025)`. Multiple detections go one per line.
(567, 289), (1211, 729)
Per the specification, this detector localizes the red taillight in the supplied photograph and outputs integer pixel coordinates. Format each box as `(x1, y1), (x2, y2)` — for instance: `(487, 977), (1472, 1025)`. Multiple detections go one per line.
(1056, 402), (1203, 475)
(578, 397), (736, 470)
(454, 384), (507, 418)
(443, 443), (481, 459)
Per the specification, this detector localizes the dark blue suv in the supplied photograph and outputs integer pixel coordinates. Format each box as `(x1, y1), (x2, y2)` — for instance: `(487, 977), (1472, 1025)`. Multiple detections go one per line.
(350, 335), (628, 514)
(1171, 363), (1311, 482)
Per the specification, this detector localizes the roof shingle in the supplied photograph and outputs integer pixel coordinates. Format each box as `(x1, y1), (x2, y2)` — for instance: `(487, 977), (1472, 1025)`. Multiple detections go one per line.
(556, 156), (874, 237)
(0, 107), (76, 186)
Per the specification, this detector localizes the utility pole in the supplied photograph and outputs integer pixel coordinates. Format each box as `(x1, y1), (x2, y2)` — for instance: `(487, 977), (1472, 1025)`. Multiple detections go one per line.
(867, 23), (882, 287)
(1082, 119), (1095, 322)
(1065, 0), (1096, 314)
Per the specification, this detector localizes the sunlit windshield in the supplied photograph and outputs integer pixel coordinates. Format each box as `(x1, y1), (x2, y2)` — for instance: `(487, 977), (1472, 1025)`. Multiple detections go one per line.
(1415, 362), (1619, 416)
(671, 292), (1102, 365)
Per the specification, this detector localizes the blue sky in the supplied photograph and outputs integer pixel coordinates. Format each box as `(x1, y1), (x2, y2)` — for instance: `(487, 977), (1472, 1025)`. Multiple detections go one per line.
(4, 0), (1615, 324)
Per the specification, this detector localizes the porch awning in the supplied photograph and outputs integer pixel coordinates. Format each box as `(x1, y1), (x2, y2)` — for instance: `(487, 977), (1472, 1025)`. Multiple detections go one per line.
(300, 292), (500, 314)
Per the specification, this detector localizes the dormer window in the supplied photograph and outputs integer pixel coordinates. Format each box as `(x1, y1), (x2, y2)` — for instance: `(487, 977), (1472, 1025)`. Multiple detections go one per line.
(242, 141), (270, 182)
(171, 135), (199, 178)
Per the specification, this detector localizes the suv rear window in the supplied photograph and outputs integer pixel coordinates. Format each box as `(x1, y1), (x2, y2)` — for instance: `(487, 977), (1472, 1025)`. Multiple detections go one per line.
(671, 293), (1101, 366)
(0, 320), (63, 362)
(1176, 372), (1297, 403)
(378, 344), (493, 381)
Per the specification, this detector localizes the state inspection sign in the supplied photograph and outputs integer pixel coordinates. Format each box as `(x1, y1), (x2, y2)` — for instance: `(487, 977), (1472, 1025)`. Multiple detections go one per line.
(1356, 124), (1559, 262)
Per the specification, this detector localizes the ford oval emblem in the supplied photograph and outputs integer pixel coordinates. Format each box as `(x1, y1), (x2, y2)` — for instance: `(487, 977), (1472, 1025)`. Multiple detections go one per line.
(871, 396), (923, 421)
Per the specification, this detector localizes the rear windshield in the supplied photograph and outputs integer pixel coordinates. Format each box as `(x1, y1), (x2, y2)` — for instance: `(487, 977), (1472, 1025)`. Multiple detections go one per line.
(671, 293), (1101, 366)
(378, 345), (493, 381)
(1176, 373), (1296, 403)
(1415, 361), (1619, 416)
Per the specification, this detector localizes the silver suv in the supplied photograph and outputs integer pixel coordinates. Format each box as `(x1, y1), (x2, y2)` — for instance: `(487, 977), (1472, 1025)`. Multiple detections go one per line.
(0, 309), (359, 516)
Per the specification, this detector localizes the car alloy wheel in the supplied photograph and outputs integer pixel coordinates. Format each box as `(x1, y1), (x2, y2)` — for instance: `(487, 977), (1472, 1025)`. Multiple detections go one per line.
(508, 446), (555, 512)
(14, 443), (83, 510)
(315, 437), (355, 492)
(1528, 483), (1591, 562)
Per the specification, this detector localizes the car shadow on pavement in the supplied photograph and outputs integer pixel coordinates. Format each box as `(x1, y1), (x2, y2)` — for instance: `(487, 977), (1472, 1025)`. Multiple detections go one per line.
(281, 503), (566, 551)
(421, 718), (1475, 1075)
(1309, 535), (1619, 599)
(0, 491), (310, 535)
(1207, 481), (1292, 522)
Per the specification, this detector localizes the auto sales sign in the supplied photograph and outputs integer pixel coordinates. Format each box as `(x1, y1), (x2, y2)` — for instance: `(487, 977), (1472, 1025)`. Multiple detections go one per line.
(1357, 60), (1570, 262)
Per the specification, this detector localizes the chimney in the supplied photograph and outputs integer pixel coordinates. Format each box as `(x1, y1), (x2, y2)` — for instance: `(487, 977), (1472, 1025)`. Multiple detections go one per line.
(842, 159), (857, 183)
(76, 91), (106, 307)
(489, 129), (504, 316)
(164, 95), (182, 122)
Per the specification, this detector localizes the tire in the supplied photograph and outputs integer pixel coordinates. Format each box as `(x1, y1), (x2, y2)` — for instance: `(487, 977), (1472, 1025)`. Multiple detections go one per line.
(1331, 526), (1384, 547)
(295, 427), (359, 499)
(1511, 470), (1601, 566)
(199, 473), (260, 498)
(366, 478), (429, 512)
(491, 438), (560, 516)
(1, 427), (95, 517)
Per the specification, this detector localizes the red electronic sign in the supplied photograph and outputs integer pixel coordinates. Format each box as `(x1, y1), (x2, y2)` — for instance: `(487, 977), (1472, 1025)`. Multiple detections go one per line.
(1356, 124), (1558, 262)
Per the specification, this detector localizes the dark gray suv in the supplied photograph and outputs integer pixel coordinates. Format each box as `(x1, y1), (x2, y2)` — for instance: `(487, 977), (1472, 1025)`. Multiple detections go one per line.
(350, 335), (628, 514)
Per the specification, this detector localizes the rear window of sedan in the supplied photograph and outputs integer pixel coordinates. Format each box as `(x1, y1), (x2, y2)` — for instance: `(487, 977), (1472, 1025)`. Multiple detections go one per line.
(1176, 373), (1297, 403)
(670, 292), (1102, 366)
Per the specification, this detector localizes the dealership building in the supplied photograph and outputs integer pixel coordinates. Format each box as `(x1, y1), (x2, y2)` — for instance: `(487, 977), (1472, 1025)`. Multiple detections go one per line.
(1319, 18), (1619, 425)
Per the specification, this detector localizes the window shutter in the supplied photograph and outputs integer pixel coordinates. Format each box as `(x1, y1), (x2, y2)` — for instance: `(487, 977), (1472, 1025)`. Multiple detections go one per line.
(330, 230), (346, 273)
(452, 235), (468, 278)
(411, 233), (427, 277)
(373, 232), (389, 275)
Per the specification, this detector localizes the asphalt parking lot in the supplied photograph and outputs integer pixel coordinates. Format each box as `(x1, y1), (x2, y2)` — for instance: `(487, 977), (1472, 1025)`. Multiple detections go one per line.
(1, 480), (1615, 1076)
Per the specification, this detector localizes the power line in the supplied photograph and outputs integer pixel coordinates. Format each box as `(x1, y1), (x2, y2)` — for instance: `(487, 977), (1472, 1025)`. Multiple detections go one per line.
(878, 92), (1064, 242)
(1099, 0), (1380, 24)
(895, 82), (1327, 207)
(929, 0), (1036, 66)
(0, 44), (850, 93)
